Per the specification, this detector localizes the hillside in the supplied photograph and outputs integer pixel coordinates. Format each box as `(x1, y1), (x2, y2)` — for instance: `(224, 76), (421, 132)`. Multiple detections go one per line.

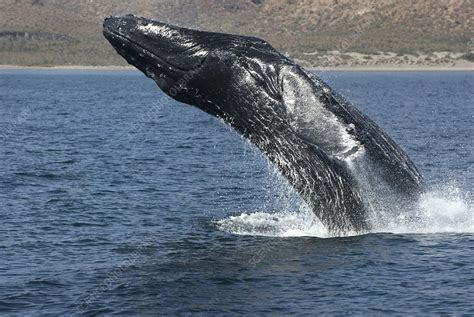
(1, 0), (473, 67)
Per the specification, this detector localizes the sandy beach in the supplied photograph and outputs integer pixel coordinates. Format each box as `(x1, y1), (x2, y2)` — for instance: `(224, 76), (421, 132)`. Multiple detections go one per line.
(309, 59), (474, 72)
(0, 65), (136, 71)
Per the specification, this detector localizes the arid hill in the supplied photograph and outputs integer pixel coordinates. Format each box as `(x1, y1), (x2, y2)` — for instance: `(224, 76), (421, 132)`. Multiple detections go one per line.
(1, 0), (472, 67)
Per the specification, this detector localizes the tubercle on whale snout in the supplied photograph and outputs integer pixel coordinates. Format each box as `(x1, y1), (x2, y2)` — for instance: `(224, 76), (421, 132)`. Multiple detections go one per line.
(103, 15), (424, 234)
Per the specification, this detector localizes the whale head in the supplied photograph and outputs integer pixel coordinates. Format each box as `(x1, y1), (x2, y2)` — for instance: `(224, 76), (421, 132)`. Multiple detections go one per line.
(103, 15), (287, 120)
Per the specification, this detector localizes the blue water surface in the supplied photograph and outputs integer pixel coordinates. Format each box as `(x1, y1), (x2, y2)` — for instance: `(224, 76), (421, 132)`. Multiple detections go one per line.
(0, 70), (472, 315)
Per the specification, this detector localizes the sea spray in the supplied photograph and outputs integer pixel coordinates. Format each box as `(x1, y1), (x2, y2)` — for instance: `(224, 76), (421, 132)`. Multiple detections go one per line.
(215, 179), (472, 237)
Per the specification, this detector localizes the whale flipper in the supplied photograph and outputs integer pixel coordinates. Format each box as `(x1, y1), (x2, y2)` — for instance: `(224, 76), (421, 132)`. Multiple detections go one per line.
(281, 66), (424, 200)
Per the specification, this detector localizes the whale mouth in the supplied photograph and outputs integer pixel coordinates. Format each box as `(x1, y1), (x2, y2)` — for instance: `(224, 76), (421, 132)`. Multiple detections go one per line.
(103, 28), (194, 74)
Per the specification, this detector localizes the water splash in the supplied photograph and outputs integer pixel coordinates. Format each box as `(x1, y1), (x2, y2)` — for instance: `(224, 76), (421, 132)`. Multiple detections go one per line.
(382, 185), (473, 234)
(215, 209), (331, 238)
(213, 123), (472, 237)
(215, 184), (473, 238)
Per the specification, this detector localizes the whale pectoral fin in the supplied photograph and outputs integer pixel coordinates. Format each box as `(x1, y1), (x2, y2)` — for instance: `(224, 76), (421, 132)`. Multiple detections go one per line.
(313, 75), (425, 196)
(280, 65), (423, 199)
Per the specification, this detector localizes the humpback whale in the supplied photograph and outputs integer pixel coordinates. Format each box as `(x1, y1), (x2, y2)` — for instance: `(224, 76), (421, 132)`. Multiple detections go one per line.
(103, 15), (424, 233)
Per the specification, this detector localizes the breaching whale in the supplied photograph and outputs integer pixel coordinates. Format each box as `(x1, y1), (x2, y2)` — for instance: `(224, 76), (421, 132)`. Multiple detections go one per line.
(103, 15), (424, 233)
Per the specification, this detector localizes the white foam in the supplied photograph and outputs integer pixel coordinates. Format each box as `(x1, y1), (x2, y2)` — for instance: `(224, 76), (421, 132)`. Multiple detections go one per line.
(216, 209), (331, 238)
(381, 186), (473, 234)
(215, 184), (473, 238)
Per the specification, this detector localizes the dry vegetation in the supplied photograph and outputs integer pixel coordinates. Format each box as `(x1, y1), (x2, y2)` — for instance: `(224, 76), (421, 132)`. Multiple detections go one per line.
(0, 0), (472, 67)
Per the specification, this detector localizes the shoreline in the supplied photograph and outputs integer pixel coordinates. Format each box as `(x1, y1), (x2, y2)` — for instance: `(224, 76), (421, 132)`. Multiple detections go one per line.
(0, 65), (136, 71)
(0, 64), (472, 72)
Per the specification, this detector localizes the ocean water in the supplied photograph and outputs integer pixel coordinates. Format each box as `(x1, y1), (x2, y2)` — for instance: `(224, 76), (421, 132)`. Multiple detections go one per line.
(0, 69), (472, 315)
